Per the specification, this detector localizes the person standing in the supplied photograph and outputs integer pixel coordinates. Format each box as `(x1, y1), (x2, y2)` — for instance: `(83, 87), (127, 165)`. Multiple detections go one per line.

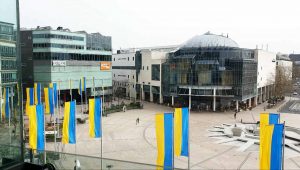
(136, 117), (140, 125)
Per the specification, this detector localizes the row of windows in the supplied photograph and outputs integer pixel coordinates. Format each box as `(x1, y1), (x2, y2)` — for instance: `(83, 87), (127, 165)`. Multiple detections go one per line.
(1, 60), (17, 70)
(113, 74), (134, 79)
(2, 72), (17, 83)
(113, 57), (134, 61)
(0, 45), (16, 57)
(33, 34), (84, 41)
(142, 66), (149, 70)
(33, 43), (84, 50)
(0, 34), (15, 41)
(0, 25), (13, 35)
(33, 52), (111, 61)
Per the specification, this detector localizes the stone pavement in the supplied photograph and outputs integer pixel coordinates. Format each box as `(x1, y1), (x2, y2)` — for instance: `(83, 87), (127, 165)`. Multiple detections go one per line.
(46, 100), (300, 169)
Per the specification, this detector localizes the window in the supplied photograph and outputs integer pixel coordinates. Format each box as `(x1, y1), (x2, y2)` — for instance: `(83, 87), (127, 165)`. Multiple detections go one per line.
(133, 57), (134, 61)
(128, 75), (129, 78)
(114, 58), (115, 61)
(147, 66), (149, 70)
(133, 85), (135, 88)
(151, 64), (160, 81)
(143, 66), (144, 70)
(114, 74), (115, 77)
(133, 75), (134, 79)
(128, 57), (129, 61)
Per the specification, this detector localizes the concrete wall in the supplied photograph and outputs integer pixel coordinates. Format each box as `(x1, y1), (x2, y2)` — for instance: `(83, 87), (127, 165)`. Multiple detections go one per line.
(112, 52), (136, 67)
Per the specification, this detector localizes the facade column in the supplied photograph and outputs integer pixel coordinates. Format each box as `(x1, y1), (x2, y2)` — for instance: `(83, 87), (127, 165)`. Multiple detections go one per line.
(248, 98), (252, 108)
(159, 89), (163, 104)
(254, 96), (258, 107)
(150, 86), (153, 102)
(141, 86), (144, 101)
(213, 88), (216, 112)
(189, 87), (192, 110)
(266, 86), (269, 100)
(236, 100), (239, 111)
(259, 87), (263, 104)
(171, 96), (174, 106)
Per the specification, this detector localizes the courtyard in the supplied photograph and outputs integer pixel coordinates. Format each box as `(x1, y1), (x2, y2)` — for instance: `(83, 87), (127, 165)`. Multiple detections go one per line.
(45, 99), (300, 169)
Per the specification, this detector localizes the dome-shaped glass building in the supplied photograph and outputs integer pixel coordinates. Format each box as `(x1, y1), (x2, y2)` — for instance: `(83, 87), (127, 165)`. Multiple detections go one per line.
(162, 32), (257, 111)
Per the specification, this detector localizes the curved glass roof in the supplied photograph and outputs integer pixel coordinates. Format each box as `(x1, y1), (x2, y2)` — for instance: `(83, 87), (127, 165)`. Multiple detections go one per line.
(181, 32), (239, 49)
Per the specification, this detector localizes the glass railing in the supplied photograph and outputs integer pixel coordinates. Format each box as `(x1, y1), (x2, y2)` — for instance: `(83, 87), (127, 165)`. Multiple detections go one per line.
(0, 145), (177, 170)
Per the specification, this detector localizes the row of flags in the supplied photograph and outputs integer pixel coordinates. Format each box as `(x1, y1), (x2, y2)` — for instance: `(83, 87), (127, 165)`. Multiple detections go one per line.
(259, 113), (284, 170)
(28, 97), (102, 151)
(155, 108), (189, 169)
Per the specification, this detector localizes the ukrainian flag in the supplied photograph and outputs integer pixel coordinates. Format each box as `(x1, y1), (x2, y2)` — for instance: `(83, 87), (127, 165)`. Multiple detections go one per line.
(62, 101), (76, 144)
(78, 77), (86, 96)
(49, 83), (58, 106)
(89, 98), (102, 138)
(260, 124), (284, 170)
(155, 113), (173, 170)
(44, 87), (54, 115)
(28, 104), (45, 151)
(2, 87), (10, 119)
(34, 83), (41, 105)
(26, 88), (34, 115)
(174, 108), (189, 157)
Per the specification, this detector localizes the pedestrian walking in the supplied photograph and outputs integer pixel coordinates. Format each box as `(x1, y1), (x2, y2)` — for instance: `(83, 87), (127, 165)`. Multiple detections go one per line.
(136, 117), (140, 125)
(234, 110), (237, 119)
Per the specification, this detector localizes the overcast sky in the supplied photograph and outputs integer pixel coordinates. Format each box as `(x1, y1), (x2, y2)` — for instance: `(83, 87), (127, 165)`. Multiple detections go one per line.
(20, 0), (300, 54)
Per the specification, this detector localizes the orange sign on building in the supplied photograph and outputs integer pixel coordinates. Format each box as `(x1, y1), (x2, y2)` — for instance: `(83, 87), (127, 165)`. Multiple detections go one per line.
(100, 62), (111, 70)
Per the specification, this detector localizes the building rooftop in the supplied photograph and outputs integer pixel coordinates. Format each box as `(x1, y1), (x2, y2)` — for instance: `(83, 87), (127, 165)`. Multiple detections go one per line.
(180, 32), (239, 49)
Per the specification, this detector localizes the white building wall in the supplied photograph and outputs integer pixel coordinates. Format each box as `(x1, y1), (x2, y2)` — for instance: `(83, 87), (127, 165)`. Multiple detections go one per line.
(112, 52), (136, 100)
(255, 49), (276, 88)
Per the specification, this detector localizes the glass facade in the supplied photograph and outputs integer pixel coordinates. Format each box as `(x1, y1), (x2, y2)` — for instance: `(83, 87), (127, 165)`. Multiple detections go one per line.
(0, 0), (23, 168)
(151, 64), (160, 81)
(33, 52), (111, 61)
(32, 33), (84, 41)
(163, 47), (257, 107)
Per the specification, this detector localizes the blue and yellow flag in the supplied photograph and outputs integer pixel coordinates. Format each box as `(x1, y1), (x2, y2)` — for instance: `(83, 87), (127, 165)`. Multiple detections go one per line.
(26, 88), (34, 115)
(155, 113), (173, 170)
(34, 83), (41, 105)
(62, 101), (76, 144)
(89, 98), (102, 138)
(78, 77), (86, 96)
(2, 87), (10, 119)
(44, 87), (54, 115)
(50, 83), (58, 106)
(260, 124), (284, 170)
(174, 108), (189, 157)
(28, 104), (45, 151)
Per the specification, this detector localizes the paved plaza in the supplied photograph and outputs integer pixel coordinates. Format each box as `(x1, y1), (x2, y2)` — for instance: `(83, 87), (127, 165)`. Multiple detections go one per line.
(46, 100), (300, 169)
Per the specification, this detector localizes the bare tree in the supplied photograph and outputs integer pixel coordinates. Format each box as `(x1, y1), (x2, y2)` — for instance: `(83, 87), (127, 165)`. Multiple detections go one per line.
(273, 65), (293, 97)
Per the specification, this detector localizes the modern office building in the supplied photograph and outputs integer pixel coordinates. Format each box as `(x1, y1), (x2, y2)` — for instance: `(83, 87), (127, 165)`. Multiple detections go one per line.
(254, 49), (276, 105)
(112, 46), (178, 103)
(112, 49), (138, 101)
(163, 33), (259, 111)
(113, 33), (276, 111)
(21, 26), (112, 101)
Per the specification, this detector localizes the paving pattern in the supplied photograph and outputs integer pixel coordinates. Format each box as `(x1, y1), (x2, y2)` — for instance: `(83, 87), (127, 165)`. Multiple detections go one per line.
(44, 100), (300, 169)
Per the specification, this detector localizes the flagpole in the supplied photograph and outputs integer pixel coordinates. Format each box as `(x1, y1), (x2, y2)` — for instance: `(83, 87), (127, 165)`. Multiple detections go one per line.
(53, 85), (57, 152)
(188, 108), (190, 170)
(93, 77), (95, 97)
(74, 100), (77, 163)
(172, 112), (175, 170)
(101, 94), (103, 169)
(9, 87), (12, 146)
(70, 79), (72, 101)
(44, 103), (47, 164)
(58, 81), (61, 152)
(282, 121), (286, 170)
